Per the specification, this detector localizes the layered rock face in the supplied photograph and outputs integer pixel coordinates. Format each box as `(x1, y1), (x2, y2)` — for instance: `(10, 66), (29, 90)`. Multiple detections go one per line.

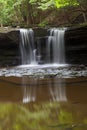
(0, 30), (20, 67)
(0, 26), (87, 67)
(65, 26), (87, 64)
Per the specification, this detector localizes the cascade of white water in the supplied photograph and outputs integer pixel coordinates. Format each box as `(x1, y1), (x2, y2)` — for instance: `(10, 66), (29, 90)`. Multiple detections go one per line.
(46, 36), (52, 63)
(47, 28), (65, 64)
(20, 29), (37, 65)
(20, 28), (65, 65)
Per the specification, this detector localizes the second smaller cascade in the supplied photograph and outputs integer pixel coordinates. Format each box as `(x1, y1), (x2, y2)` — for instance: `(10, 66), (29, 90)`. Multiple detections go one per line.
(20, 29), (37, 65)
(47, 28), (65, 64)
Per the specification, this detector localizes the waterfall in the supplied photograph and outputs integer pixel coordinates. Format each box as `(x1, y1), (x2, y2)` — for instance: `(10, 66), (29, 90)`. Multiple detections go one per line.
(46, 36), (52, 63)
(47, 28), (65, 64)
(20, 29), (37, 65)
(19, 28), (66, 103)
(20, 28), (65, 65)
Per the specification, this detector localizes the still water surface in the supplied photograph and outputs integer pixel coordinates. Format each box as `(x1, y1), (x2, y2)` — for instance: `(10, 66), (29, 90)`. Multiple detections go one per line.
(0, 75), (87, 130)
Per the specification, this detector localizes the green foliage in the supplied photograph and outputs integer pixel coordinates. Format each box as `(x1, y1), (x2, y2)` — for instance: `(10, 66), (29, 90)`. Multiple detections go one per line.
(59, 110), (73, 124)
(0, 102), (87, 130)
(0, 0), (18, 25)
(37, 0), (54, 10)
(54, 0), (79, 8)
(0, 0), (86, 26)
(0, 102), (59, 130)
(38, 20), (48, 27)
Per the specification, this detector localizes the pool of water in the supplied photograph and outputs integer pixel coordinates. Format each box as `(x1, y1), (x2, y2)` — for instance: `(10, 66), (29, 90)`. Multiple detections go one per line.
(0, 66), (87, 130)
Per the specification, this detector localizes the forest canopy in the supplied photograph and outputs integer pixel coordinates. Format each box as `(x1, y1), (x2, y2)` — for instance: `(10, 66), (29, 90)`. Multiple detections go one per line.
(0, 0), (87, 27)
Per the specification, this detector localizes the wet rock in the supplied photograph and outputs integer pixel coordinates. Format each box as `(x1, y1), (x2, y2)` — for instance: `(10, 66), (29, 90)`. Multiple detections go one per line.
(65, 25), (87, 64)
(0, 26), (87, 67)
(0, 29), (20, 67)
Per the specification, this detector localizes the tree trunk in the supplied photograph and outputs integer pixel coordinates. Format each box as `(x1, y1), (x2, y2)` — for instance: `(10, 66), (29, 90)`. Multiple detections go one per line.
(82, 12), (87, 22)
(26, 4), (34, 26)
(63, 9), (72, 24)
(80, 5), (87, 22)
(0, 23), (3, 28)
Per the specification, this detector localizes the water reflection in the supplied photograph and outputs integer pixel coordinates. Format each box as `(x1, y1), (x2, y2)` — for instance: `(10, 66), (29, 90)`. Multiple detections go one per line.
(22, 77), (67, 103)
(49, 78), (67, 102)
(22, 77), (37, 103)
(0, 77), (87, 129)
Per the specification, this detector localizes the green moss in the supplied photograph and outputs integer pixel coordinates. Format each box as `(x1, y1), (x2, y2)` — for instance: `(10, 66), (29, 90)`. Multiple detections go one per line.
(0, 102), (59, 130)
(0, 102), (87, 130)
(59, 110), (73, 124)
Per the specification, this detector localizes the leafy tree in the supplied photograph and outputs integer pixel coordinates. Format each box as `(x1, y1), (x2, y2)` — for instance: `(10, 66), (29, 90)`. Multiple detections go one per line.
(77, 0), (87, 22)
(0, 0), (87, 26)
(54, 0), (79, 8)
(0, 0), (20, 26)
(54, 0), (87, 24)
